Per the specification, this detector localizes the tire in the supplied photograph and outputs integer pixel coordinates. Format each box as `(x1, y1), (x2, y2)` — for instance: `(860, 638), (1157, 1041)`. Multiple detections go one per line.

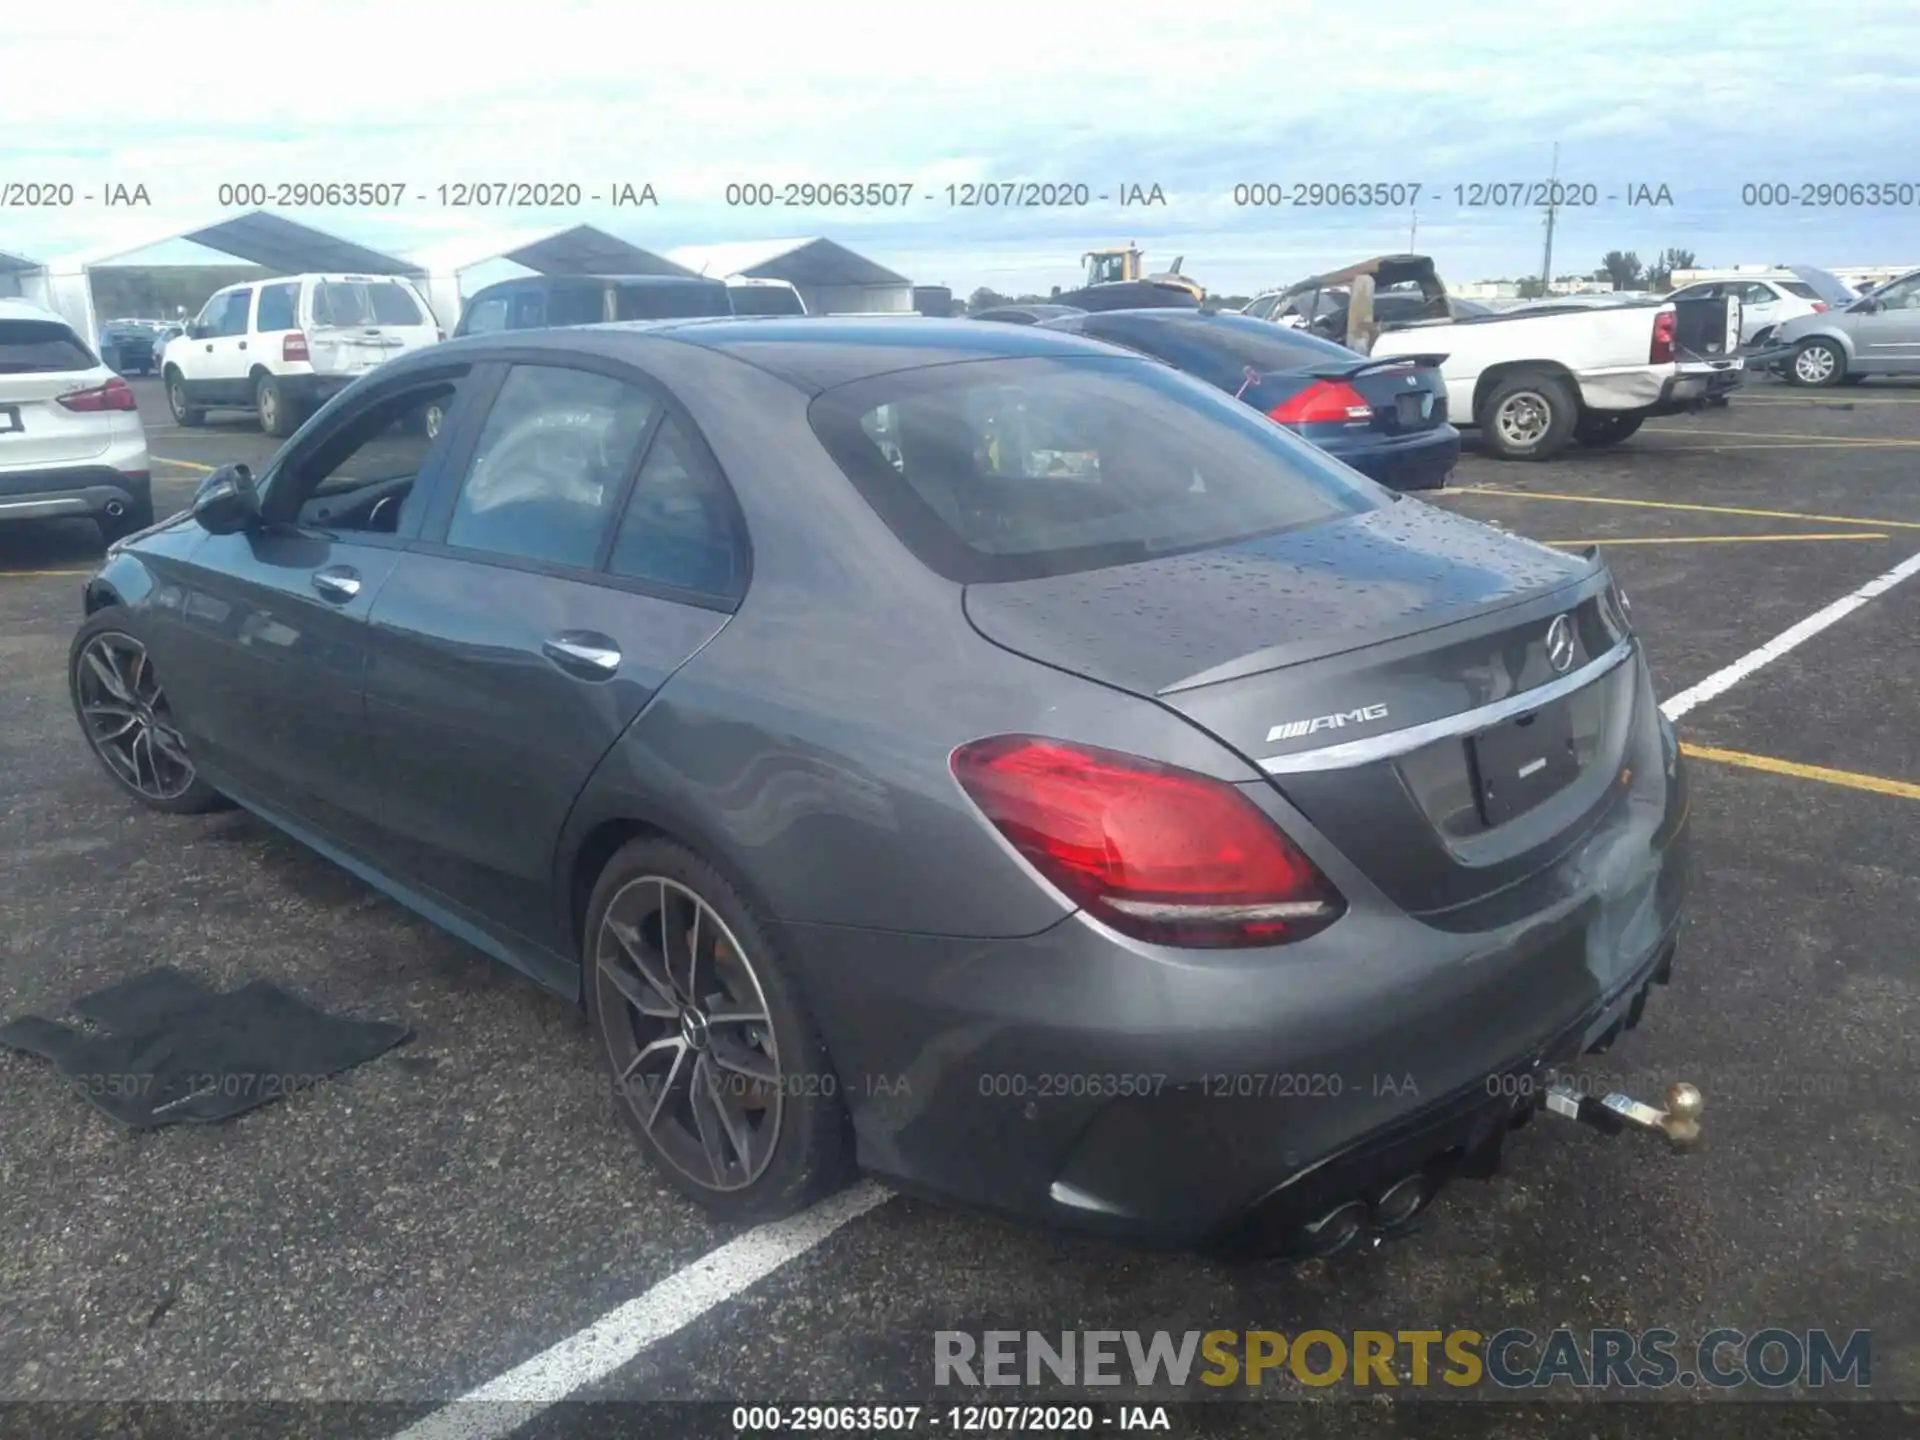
(165, 370), (205, 426)
(1477, 371), (1578, 461)
(1788, 339), (1847, 388)
(68, 612), (230, 815)
(1573, 412), (1645, 448)
(583, 836), (851, 1222)
(256, 371), (297, 438)
(98, 495), (156, 545)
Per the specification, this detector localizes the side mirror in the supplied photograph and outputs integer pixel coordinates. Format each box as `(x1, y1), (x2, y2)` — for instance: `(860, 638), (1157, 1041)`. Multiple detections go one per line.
(1850, 297), (1880, 314)
(191, 464), (260, 535)
(186, 322), (210, 340)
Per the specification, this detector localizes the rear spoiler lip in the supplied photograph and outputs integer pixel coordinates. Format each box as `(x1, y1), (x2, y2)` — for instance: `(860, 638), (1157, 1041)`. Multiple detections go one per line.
(1302, 353), (1450, 380)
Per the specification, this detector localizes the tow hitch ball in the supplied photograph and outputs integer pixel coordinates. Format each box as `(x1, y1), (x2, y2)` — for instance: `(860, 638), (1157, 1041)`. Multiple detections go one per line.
(1542, 1080), (1704, 1149)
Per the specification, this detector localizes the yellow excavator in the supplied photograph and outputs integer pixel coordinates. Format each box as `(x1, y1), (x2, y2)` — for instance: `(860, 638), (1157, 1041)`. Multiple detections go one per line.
(1058, 243), (1206, 311)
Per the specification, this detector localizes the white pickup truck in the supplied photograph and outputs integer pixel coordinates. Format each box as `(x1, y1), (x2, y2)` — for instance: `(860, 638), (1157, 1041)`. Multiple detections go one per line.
(1270, 256), (1744, 460)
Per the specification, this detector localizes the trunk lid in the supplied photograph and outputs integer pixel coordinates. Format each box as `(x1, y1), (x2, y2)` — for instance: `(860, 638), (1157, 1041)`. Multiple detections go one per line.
(1250, 352), (1451, 437)
(0, 368), (115, 465)
(963, 499), (1640, 915)
(303, 277), (439, 378)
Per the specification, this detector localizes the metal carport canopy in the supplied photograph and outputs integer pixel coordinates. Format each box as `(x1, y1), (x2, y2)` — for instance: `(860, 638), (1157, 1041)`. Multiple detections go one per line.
(39, 210), (425, 345)
(0, 249), (40, 300)
(665, 237), (913, 312)
(411, 223), (694, 333)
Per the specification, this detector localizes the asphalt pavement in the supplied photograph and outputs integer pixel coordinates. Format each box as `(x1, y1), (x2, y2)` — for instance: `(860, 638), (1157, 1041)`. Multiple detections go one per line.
(1, 374), (1916, 1437)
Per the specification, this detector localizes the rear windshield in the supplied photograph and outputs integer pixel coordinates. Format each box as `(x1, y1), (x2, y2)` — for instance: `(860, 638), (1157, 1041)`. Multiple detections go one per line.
(613, 284), (735, 321)
(809, 355), (1379, 583)
(1082, 315), (1354, 390)
(727, 285), (805, 316)
(1780, 282), (1821, 300)
(0, 319), (95, 373)
(312, 281), (424, 328)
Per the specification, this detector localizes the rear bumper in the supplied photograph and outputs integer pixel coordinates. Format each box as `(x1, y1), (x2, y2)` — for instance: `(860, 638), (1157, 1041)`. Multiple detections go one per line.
(778, 699), (1692, 1246)
(1324, 424), (1461, 492)
(1644, 364), (1741, 415)
(278, 373), (355, 405)
(0, 465), (151, 522)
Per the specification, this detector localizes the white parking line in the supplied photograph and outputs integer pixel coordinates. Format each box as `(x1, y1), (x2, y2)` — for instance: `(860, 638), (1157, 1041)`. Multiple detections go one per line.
(1660, 547), (1920, 722)
(389, 1181), (892, 1440)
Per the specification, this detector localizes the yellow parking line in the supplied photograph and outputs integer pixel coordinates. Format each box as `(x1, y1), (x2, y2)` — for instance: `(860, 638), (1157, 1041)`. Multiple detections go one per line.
(1641, 427), (1920, 443)
(151, 456), (217, 473)
(1682, 743), (1920, 801)
(0, 568), (90, 580)
(1636, 440), (1920, 451)
(1546, 533), (1887, 546)
(1447, 488), (1920, 531)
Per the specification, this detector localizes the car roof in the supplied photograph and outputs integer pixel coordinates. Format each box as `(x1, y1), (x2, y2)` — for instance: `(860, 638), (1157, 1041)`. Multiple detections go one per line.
(0, 297), (69, 326)
(419, 314), (1135, 393)
(479, 273), (727, 289)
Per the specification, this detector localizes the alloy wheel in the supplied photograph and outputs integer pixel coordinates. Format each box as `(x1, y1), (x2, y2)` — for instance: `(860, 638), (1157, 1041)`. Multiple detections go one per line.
(75, 632), (198, 801)
(595, 877), (783, 1192)
(258, 382), (279, 432)
(1794, 345), (1837, 384)
(1495, 392), (1551, 448)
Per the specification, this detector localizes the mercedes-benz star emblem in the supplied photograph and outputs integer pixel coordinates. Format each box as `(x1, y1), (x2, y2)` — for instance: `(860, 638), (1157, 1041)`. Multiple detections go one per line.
(1545, 615), (1576, 674)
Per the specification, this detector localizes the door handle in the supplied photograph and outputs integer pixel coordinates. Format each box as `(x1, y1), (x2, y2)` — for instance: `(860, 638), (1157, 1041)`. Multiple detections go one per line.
(542, 632), (621, 679)
(311, 566), (362, 602)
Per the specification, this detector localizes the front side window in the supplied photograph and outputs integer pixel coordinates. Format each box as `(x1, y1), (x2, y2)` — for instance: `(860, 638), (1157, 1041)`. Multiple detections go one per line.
(809, 355), (1378, 583)
(1874, 274), (1920, 309)
(210, 291), (252, 337)
(443, 365), (659, 569)
(269, 374), (470, 535)
(461, 296), (510, 335)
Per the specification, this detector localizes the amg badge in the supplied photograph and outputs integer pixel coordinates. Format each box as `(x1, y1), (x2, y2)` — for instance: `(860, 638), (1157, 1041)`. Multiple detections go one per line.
(1267, 703), (1390, 743)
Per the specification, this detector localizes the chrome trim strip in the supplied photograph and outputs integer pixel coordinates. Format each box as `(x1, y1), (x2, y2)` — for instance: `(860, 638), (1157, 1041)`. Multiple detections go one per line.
(1259, 637), (1636, 776)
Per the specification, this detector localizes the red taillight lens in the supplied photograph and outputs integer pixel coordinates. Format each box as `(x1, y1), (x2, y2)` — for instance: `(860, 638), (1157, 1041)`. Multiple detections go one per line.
(283, 331), (309, 362)
(436, 329), (446, 341)
(1267, 380), (1374, 426)
(951, 735), (1346, 948)
(1650, 310), (1677, 364)
(1812, 302), (1829, 312)
(57, 377), (138, 412)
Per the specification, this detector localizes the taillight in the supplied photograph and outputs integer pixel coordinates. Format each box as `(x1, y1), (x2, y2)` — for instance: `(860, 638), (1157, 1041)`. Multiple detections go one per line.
(57, 377), (138, 412)
(1650, 310), (1677, 364)
(435, 329), (446, 341)
(950, 735), (1346, 948)
(283, 331), (310, 362)
(1812, 302), (1828, 313)
(1267, 380), (1374, 426)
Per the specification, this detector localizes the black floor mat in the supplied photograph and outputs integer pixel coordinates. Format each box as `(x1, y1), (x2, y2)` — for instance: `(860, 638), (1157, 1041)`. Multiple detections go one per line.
(0, 966), (411, 1128)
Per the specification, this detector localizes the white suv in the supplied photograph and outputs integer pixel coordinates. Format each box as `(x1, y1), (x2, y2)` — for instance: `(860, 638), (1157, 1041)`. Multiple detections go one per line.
(163, 273), (442, 437)
(0, 298), (153, 543)
(1665, 273), (1830, 348)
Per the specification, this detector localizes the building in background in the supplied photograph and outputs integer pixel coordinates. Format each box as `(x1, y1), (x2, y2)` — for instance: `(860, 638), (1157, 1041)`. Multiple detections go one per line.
(666, 238), (912, 314)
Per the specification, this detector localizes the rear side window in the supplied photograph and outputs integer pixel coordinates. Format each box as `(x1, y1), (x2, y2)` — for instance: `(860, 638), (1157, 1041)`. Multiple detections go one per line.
(256, 282), (299, 332)
(809, 355), (1377, 583)
(1780, 282), (1821, 300)
(461, 296), (509, 334)
(546, 286), (606, 327)
(443, 364), (659, 570)
(511, 289), (547, 330)
(312, 280), (424, 327)
(607, 416), (745, 599)
(612, 284), (734, 321)
(0, 319), (95, 372)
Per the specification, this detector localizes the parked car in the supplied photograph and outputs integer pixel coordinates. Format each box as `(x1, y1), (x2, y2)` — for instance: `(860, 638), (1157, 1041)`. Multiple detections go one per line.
(98, 320), (160, 376)
(1, 298), (152, 543)
(454, 275), (736, 338)
(723, 277), (808, 316)
(163, 274), (443, 438)
(971, 303), (1089, 325)
(149, 322), (186, 369)
(1037, 309), (1459, 491)
(1279, 257), (1742, 459)
(1771, 266), (1920, 386)
(69, 316), (1689, 1253)
(1664, 272), (1831, 348)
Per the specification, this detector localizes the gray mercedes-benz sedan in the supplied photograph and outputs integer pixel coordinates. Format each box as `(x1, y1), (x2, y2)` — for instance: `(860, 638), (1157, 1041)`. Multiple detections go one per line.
(69, 317), (1691, 1253)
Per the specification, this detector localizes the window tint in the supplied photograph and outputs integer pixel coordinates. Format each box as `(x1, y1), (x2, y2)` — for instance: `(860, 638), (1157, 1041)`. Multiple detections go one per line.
(194, 291), (231, 329)
(510, 289), (548, 330)
(1243, 296), (1278, 319)
(444, 365), (659, 569)
(212, 291), (252, 337)
(607, 416), (743, 598)
(1671, 284), (1715, 301)
(1877, 275), (1920, 308)
(1735, 283), (1776, 304)
(1780, 281), (1821, 300)
(726, 284), (805, 316)
(0, 319), (95, 373)
(312, 280), (424, 327)
(546, 285), (606, 327)
(809, 355), (1377, 584)
(462, 296), (509, 334)
(256, 282), (299, 332)
(611, 283), (734, 321)
(276, 377), (468, 534)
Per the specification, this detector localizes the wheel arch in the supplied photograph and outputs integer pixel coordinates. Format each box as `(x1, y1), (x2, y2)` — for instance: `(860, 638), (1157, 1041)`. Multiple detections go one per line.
(1471, 360), (1581, 420)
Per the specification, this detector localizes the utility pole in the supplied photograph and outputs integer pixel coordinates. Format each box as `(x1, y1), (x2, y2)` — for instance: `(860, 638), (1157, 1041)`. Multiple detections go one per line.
(1409, 206), (1418, 249)
(1540, 142), (1559, 293)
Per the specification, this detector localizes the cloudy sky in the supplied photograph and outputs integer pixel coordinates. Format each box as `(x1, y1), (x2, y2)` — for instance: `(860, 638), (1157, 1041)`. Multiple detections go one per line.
(3, 0), (1917, 297)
